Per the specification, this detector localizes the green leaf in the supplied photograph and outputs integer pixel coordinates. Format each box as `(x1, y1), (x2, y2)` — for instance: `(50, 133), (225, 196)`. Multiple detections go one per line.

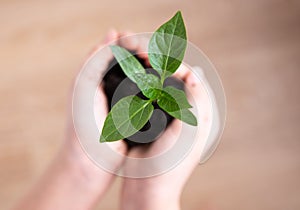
(168, 109), (197, 126)
(157, 86), (192, 112)
(110, 45), (145, 83)
(133, 73), (162, 99)
(148, 11), (187, 78)
(100, 96), (153, 142)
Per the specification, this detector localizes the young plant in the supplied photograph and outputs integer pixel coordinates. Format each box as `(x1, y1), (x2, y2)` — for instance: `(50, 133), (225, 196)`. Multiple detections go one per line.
(100, 11), (197, 143)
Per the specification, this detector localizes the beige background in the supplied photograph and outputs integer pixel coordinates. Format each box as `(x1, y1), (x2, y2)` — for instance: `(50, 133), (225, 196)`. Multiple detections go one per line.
(1, 0), (300, 209)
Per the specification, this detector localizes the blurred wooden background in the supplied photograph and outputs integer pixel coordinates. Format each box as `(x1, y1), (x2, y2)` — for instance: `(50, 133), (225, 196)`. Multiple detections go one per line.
(1, 0), (300, 209)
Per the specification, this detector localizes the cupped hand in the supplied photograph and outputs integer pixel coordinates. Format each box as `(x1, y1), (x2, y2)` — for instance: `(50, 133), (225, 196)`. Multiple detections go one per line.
(63, 29), (128, 197)
(117, 32), (213, 210)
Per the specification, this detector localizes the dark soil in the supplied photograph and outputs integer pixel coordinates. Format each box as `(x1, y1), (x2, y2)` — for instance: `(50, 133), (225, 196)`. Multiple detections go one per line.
(102, 52), (184, 148)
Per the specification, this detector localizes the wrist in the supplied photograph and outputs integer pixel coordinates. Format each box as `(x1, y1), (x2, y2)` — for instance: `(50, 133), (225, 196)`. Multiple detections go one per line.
(60, 140), (113, 195)
(55, 147), (102, 195)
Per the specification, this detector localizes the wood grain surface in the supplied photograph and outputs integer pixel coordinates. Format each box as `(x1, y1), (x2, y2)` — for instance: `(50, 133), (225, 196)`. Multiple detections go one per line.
(0, 0), (300, 209)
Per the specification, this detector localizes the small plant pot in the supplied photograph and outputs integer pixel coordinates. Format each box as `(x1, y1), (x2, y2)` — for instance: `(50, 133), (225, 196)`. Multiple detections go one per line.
(103, 53), (185, 148)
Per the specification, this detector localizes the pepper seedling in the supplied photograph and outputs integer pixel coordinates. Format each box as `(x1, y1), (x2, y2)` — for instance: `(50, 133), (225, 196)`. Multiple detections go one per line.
(100, 11), (197, 142)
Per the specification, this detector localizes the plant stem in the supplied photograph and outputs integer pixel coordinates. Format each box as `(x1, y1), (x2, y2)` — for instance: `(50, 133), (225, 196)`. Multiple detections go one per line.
(160, 72), (165, 85)
(147, 98), (155, 103)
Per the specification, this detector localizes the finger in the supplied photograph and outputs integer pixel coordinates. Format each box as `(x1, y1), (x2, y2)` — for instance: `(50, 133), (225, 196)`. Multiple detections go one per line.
(173, 63), (191, 81)
(78, 29), (120, 88)
(94, 86), (108, 128)
(106, 140), (128, 157)
(150, 119), (182, 152)
(79, 46), (114, 88)
(127, 119), (182, 158)
(185, 70), (211, 124)
(94, 86), (128, 156)
(118, 31), (137, 50)
(103, 28), (119, 44)
(184, 69), (213, 160)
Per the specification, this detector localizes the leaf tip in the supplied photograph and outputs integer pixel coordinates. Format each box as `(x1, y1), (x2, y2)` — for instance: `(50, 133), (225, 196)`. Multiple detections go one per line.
(190, 118), (198, 126)
(188, 112), (198, 126)
(174, 10), (184, 21)
(99, 135), (106, 143)
(175, 10), (182, 16)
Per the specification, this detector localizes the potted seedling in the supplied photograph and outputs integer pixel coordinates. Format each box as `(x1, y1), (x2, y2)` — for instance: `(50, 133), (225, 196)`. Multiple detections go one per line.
(100, 11), (197, 145)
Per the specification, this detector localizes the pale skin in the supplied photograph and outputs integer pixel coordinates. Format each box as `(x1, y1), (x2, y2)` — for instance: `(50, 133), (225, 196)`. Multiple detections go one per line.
(13, 30), (212, 210)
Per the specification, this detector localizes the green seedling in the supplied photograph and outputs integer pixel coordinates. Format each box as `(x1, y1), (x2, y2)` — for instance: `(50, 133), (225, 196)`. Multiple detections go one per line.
(100, 11), (197, 142)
